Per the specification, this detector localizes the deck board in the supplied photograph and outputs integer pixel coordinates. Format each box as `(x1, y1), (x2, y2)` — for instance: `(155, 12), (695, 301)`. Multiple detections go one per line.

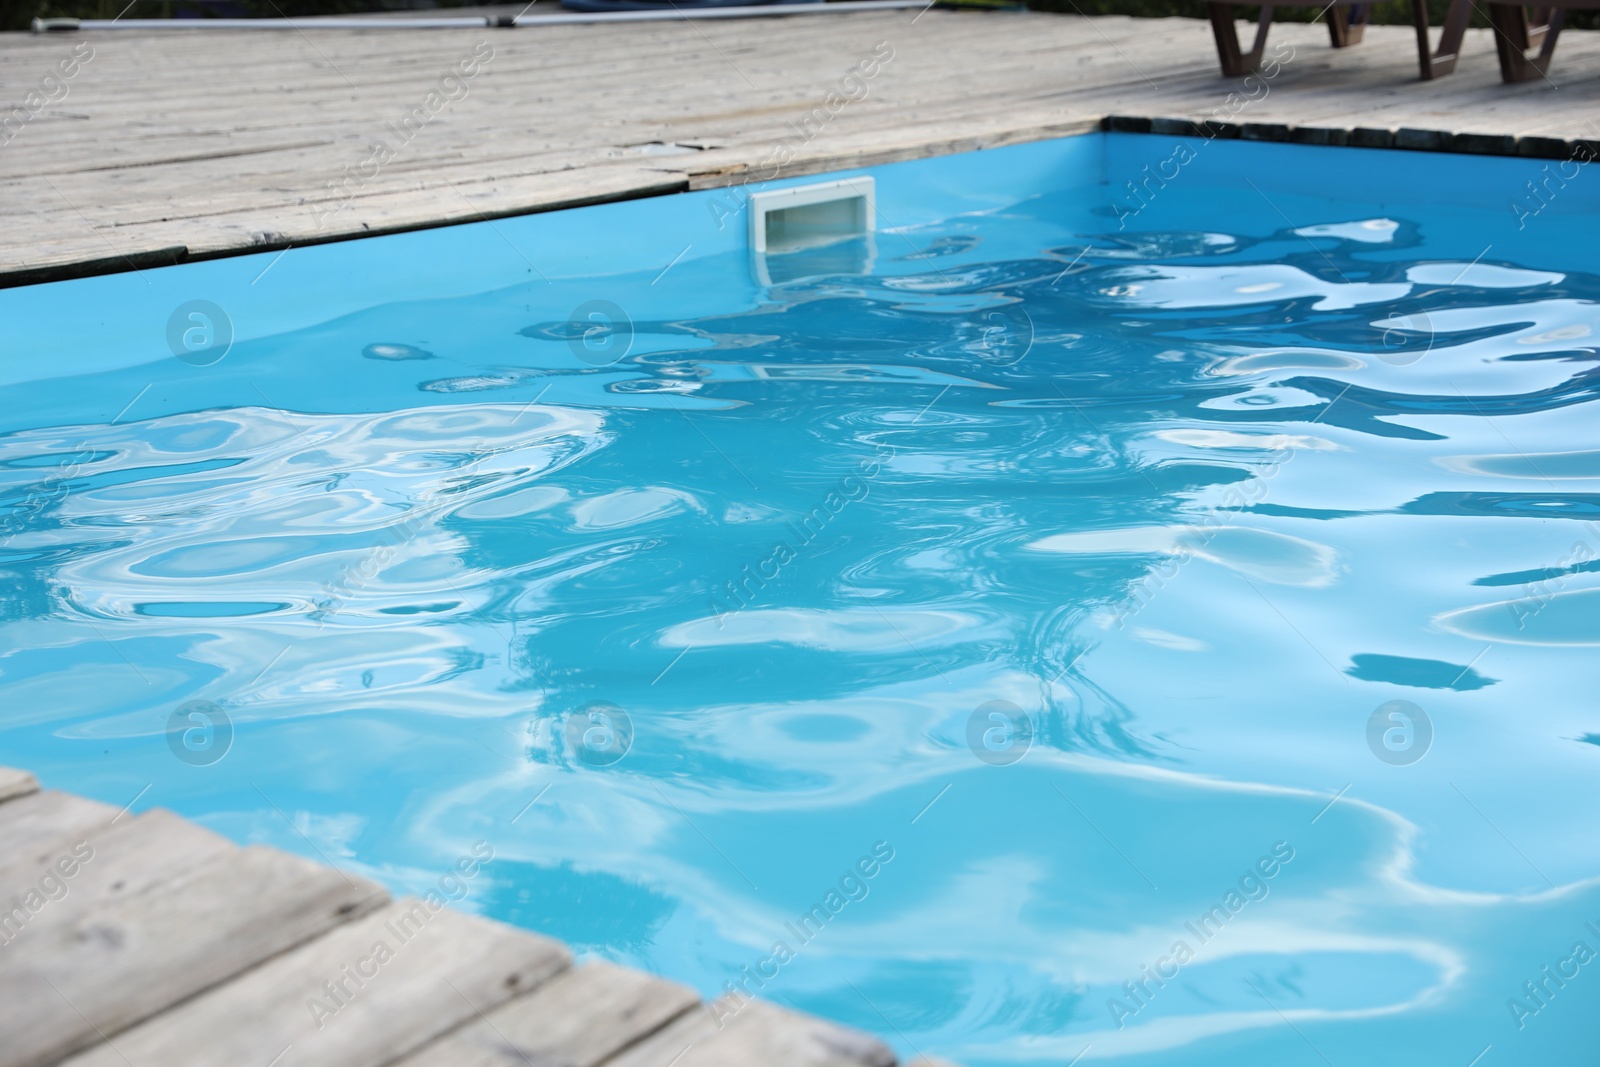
(0, 764), (927, 1066)
(0, 810), (235, 946)
(0, 768), (39, 804)
(394, 960), (701, 1067)
(1, 845), (388, 1067)
(1, 8), (1596, 285)
(57, 901), (571, 1067)
(602, 996), (898, 1067)
(0, 791), (120, 882)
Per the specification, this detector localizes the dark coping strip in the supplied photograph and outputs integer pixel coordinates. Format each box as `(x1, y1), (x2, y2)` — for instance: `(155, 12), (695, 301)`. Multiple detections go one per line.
(1102, 114), (1600, 162)
(0, 245), (191, 290)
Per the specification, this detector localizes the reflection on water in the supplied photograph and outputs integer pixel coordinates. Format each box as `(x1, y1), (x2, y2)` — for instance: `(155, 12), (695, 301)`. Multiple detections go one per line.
(3, 175), (1600, 1065)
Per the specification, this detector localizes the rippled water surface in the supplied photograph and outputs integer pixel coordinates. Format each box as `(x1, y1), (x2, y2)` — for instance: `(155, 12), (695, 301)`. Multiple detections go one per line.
(4, 135), (1600, 1063)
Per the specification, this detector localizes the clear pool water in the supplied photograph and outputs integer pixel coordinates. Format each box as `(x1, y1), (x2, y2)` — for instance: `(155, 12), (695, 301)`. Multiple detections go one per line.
(3, 133), (1599, 1064)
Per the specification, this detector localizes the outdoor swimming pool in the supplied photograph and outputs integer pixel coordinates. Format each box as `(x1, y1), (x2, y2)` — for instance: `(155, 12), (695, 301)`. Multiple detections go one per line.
(3, 131), (1598, 1063)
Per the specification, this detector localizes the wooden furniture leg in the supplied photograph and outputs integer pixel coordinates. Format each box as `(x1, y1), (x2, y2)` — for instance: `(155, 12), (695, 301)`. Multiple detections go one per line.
(1414, 0), (1472, 78)
(1328, 3), (1367, 46)
(1511, 6), (1553, 47)
(1208, 2), (1276, 76)
(1489, 2), (1565, 81)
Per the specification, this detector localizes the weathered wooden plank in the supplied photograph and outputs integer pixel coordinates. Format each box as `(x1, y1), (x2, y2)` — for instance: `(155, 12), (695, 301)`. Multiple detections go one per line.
(395, 960), (700, 1067)
(0, 808), (236, 953)
(57, 899), (571, 1067)
(0, 844), (388, 1067)
(0, 767), (38, 804)
(600, 997), (897, 1067)
(0, 790), (119, 882)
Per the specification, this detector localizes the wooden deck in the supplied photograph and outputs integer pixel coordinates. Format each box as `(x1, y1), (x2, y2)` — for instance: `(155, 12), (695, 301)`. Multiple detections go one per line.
(1, 5), (1598, 287)
(0, 766), (918, 1067)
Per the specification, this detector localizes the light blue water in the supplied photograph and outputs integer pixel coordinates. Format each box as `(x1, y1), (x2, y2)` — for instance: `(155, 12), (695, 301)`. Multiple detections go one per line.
(3, 133), (1600, 1064)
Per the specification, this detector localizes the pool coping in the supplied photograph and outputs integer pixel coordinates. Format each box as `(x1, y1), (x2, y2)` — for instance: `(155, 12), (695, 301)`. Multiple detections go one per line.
(6, 114), (1596, 292)
(1100, 114), (1600, 160)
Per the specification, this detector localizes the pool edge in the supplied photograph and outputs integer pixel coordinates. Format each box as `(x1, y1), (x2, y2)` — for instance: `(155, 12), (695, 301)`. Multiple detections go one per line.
(7, 111), (1595, 294)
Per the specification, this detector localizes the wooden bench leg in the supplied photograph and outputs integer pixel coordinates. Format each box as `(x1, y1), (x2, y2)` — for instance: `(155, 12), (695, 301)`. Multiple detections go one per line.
(1490, 3), (1565, 81)
(1510, 5), (1553, 48)
(1328, 4), (1367, 47)
(1414, 0), (1471, 78)
(1208, 2), (1275, 76)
